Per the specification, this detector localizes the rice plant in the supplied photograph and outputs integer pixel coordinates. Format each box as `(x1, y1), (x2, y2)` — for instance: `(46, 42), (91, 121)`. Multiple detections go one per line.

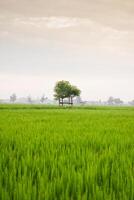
(0, 105), (134, 200)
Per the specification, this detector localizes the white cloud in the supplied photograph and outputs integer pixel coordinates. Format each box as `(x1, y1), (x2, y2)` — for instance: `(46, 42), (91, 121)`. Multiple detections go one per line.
(45, 17), (80, 28)
(12, 16), (81, 29)
(9, 16), (109, 30)
(0, 15), (134, 56)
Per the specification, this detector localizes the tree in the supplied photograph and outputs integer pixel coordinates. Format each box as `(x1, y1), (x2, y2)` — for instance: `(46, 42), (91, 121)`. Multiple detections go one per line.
(10, 93), (17, 103)
(114, 98), (123, 105)
(128, 100), (134, 106)
(54, 80), (71, 104)
(107, 96), (123, 105)
(54, 80), (81, 105)
(69, 85), (81, 104)
(27, 96), (32, 104)
(40, 95), (47, 103)
(107, 96), (114, 105)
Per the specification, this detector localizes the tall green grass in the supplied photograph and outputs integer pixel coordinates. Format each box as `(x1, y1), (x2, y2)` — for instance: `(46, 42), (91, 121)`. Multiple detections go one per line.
(0, 105), (134, 199)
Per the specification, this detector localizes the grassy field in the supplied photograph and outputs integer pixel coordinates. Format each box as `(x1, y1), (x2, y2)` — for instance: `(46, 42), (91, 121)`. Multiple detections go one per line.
(0, 105), (134, 200)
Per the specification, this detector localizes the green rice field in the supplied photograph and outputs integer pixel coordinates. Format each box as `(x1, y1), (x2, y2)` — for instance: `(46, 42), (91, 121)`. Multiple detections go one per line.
(0, 105), (134, 200)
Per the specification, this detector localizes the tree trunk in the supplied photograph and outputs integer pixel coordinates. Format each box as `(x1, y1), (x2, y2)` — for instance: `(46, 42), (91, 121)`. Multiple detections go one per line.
(71, 97), (73, 106)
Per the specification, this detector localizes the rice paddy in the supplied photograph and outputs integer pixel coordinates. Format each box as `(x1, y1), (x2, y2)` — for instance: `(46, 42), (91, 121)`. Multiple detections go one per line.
(0, 105), (134, 199)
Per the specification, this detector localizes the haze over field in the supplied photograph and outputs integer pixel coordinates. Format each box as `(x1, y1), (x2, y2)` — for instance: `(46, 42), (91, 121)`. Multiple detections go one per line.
(0, 0), (134, 100)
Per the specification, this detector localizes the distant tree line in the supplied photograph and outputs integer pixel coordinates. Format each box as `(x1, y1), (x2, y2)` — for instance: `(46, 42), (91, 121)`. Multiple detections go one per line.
(107, 96), (124, 105)
(9, 94), (48, 104)
(5, 81), (134, 106)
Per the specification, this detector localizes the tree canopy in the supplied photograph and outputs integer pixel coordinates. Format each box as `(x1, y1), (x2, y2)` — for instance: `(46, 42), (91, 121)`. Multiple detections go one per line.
(10, 93), (17, 103)
(54, 80), (81, 105)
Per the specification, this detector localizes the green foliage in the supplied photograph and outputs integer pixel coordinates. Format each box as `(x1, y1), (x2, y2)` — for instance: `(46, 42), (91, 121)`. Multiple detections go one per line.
(70, 85), (81, 97)
(54, 80), (81, 100)
(0, 105), (134, 200)
(54, 80), (71, 99)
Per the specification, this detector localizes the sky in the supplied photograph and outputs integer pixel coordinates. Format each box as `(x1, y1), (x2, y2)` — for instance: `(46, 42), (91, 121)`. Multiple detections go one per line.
(0, 0), (134, 101)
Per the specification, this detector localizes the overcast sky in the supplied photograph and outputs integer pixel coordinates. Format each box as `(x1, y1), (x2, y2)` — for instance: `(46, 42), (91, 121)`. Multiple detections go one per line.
(0, 0), (134, 101)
